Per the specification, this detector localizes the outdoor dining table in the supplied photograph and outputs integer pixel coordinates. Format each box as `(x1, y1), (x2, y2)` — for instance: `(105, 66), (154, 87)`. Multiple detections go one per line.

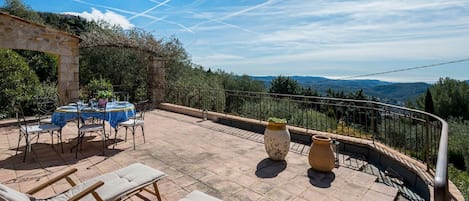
(52, 101), (136, 128)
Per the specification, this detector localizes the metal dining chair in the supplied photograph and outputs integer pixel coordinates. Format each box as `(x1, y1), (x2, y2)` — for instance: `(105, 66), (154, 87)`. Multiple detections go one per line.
(72, 102), (107, 158)
(14, 103), (62, 162)
(113, 100), (148, 150)
(36, 97), (64, 153)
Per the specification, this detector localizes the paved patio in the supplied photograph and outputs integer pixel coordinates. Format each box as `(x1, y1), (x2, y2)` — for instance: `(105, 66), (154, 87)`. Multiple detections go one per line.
(0, 109), (398, 201)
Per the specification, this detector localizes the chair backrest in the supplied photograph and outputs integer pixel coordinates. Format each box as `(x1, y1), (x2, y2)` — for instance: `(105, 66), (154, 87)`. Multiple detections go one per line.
(36, 98), (57, 120)
(13, 104), (29, 132)
(134, 100), (149, 120)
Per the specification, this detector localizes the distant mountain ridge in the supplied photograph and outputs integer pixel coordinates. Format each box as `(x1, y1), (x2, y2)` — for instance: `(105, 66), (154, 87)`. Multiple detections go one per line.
(250, 76), (431, 104)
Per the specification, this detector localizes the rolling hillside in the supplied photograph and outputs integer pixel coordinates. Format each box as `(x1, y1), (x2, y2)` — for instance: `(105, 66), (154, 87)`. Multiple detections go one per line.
(251, 76), (430, 104)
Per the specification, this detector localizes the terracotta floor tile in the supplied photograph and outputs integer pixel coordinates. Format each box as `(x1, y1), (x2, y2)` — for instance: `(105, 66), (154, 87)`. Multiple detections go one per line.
(0, 109), (400, 201)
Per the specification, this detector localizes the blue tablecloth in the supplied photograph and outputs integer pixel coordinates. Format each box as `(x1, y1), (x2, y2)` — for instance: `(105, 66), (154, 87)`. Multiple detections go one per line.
(52, 102), (135, 128)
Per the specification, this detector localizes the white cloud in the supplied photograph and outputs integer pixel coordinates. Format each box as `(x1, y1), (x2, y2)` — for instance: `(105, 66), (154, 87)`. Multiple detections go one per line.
(63, 8), (134, 29)
(192, 53), (245, 66)
(66, 0), (469, 82)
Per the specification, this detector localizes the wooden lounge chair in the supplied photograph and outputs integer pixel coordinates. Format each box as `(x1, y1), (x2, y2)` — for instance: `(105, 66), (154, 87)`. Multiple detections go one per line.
(0, 163), (166, 201)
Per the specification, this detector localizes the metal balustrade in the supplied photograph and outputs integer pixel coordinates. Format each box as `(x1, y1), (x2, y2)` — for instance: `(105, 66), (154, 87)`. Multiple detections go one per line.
(165, 85), (449, 201)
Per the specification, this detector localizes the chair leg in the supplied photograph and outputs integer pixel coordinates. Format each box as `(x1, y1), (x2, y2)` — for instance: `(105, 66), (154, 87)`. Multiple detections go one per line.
(23, 134), (30, 162)
(101, 131), (106, 156)
(75, 132), (84, 159)
(141, 125), (145, 144)
(113, 128), (118, 150)
(132, 128), (136, 150)
(75, 137), (79, 159)
(153, 182), (162, 201)
(59, 129), (64, 153)
(124, 128), (128, 142)
(50, 131), (54, 149)
(16, 131), (23, 156)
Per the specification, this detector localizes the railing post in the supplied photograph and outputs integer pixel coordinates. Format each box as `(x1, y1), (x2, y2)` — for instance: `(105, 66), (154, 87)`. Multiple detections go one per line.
(425, 116), (430, 171)
(371, 103), (375, 143)
(198, 88), (202, 110)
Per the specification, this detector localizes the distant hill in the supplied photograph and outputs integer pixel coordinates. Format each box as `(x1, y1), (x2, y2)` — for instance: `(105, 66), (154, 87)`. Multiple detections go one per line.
(251, 76), (430, 104)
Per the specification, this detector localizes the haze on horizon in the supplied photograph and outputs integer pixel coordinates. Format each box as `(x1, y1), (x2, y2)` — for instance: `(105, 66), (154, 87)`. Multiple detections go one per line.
(7, 0), (469, 83)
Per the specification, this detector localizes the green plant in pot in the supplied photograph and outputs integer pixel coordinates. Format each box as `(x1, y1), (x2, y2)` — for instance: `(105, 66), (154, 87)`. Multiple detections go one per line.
(97, 90), (113, 107)
(268, 117), (287, 124)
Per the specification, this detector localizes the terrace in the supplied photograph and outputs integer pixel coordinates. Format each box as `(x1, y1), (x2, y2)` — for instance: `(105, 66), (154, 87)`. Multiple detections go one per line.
(0, 87), (464, 201)
(0, 11), (463, 201)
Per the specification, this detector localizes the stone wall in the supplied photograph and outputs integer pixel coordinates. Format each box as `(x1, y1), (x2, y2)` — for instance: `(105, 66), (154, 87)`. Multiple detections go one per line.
(0, 12), (80, 104)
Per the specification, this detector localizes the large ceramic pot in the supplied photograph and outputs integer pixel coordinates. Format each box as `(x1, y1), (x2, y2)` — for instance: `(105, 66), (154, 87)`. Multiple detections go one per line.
(308, 135), (335, 172)
(264, 122), (291, 160)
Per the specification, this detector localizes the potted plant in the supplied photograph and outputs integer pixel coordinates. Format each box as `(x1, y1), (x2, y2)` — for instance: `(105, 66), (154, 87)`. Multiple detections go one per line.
(264, 117), (291, 160)
(97, 90), (113, 108)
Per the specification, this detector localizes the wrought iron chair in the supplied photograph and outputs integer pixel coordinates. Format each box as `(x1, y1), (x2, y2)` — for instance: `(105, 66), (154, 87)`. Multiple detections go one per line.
(113, 91), (130, 102)
(14, 104), (62, 162)
(72, 102), (107, 158)
(36, 97), (64, 153)
(113, 100), (148, 150)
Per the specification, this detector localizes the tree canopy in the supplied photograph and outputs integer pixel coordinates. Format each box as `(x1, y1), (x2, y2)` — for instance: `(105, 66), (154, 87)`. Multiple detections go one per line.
(416, 78), (469, 120)
(269, 75), (301, 95)
(0, 49), (40, 115)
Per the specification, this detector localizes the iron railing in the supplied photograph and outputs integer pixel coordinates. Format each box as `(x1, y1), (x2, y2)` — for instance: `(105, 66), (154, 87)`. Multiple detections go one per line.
(165, 85), (449, 201)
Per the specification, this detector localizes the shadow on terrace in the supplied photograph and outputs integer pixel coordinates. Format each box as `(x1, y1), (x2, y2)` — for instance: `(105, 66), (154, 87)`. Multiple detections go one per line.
(0, 86), (459, 201)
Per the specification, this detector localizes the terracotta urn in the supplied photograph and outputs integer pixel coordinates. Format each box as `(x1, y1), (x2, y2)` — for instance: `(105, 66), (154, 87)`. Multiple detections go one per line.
(308, 135), (335, 172)
(264, 121), (291, 160)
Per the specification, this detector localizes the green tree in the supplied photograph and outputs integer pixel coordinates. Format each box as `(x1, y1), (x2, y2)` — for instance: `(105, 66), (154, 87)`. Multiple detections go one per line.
(1, 0), (44, 24)
(14, 50), (58, 82)
(424, 88), (434, 114)
(416, 78), (469, 119)
(269, 75), (300, 95)
(0, 49), (40, 116)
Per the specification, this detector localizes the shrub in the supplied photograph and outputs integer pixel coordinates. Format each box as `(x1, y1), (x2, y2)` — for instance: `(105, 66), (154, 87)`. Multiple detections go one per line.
(448, 118), (469, 172)
(84, 78), (113, 99)
(449, 165), (469, 200)
(0, 49), (40, 116)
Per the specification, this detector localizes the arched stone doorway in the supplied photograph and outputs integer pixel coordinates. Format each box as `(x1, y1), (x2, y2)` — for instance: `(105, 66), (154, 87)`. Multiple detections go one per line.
(0, 12), (79, 104)
(79, 31), (168, 107)
(1, 12), (168, 107)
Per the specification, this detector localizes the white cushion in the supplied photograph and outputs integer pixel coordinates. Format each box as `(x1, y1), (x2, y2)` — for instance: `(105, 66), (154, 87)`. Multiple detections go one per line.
(40, 118), (52, 124)
(79, 124), (103, 132)
(118, 119), (144, 127)
(0, 183), (33, 201)
(179, 190), (222, 201)
(20, 124), (60, 133)
(49, 163), (166, 201)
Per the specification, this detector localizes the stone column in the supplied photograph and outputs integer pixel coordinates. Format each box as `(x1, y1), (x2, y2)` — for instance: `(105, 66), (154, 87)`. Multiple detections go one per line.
(57, 48), (79, 105)
(148, 56), (166, 108)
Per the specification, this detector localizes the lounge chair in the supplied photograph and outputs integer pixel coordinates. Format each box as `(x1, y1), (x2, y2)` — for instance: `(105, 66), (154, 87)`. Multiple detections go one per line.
(0, 163), (166, 201)
(179, 190), (223, 201)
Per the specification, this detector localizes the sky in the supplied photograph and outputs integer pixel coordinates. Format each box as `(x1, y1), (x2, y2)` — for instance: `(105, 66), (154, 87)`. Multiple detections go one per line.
(3, 0), (469, 83)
